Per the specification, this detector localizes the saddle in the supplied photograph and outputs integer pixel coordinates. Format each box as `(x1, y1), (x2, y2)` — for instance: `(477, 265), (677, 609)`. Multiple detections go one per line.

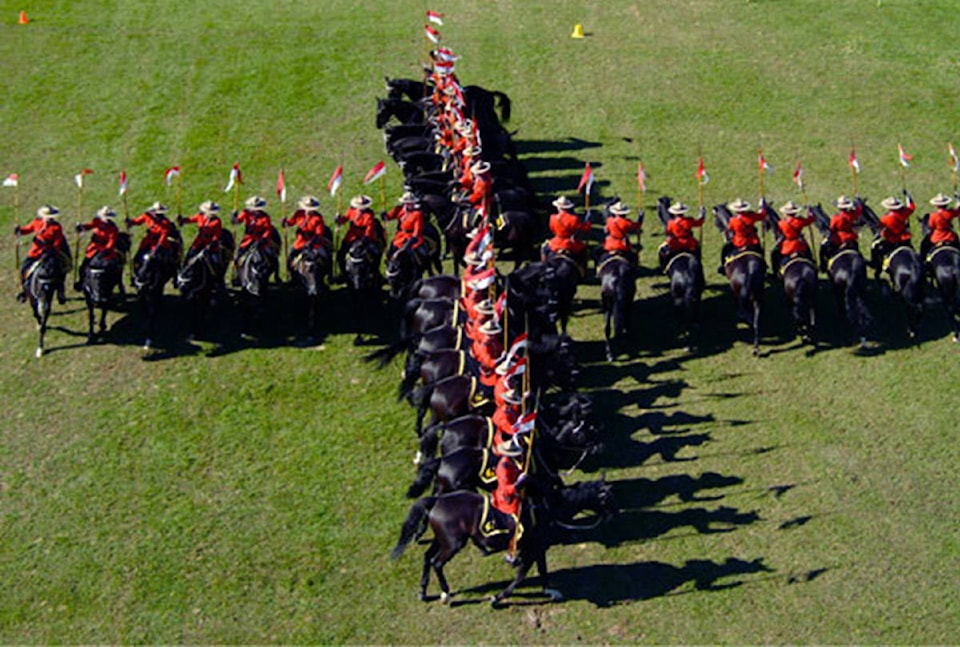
(468, 376), (491, 409)
(881, 245), (914, 273)
(595, 251), (632, 276)
(778, 253), (816, 277)
(479, 492), (524, 540)
(723, 248), (764, 268)
(546, 248), (587, 278)
(826, 247), (861, 273)
(927, 243), (960, 265)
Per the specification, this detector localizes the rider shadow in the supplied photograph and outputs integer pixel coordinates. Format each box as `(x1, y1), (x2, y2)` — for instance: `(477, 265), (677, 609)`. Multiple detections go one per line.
(592, 504), (762, 548)
(613, 472), (745, 509)
(514, 137), (603, 156)
(542, 557), (776, 607)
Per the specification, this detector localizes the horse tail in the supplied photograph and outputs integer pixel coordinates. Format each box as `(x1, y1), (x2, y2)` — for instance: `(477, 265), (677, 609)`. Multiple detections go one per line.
(398, 351), (425, 401)
(409, 381), (436, 436)
(493, 91), (512, 122)
(419, 422), (443, 460)
(406, 457), (440, 499)
(391, 496), (438, 560)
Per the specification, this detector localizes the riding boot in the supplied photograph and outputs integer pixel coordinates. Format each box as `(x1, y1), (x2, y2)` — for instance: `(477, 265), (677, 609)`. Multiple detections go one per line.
(57, 285), (67, 305)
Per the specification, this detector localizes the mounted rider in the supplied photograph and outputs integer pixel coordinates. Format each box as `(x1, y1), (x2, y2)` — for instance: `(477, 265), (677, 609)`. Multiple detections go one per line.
(283, 195), (332, 268)
(719, 198), (766, 275)
(384, 191), (430, 268)
(127, 201), (181, 279)
(469, 318), (504, 389)
(542, 195), (591, 272)
(820, 195), (863, 273)
(599, 200), (642, 268)
(74, 205), (124, 291)
(491, 439), (526, 564)
(871, 192), (915, 280)
(770, 200), (816, 274)
(335, 194), (385, 279)
(920, 192), (960, 261)
(179, 200), (226, 271)
(658, 201), (705, 273)
(15, 204), (71, 303)
(234, 195), (281, 281)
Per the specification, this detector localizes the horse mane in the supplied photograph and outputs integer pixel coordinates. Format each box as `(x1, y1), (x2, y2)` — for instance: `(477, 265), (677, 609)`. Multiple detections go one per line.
(811, 203), (830, 236)
(919, 213), (931, 237)
(656, 196), (673, 230)
(858, 197), (881, 236)
(712, 203), (733, 237)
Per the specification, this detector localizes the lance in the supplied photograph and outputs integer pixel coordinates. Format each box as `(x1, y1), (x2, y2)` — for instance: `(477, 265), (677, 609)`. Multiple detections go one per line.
(122, 187), (131, 285)
(502, 282), (509, 350)
(522, 312), (530, 417)
(897, 143), (910, 196)
(637, 159), (645, 257)
(13, 179), (21, 292)
(796, 160), (817, 268)
(697, 151), (705, 246)
(379, 174), (386, 214)
(74, 171), (87, 284)
(758, 148), (767, 255)
(850, 142), (859, 197)
(950, 143), (959, 196)
(279, 168), (289, 281)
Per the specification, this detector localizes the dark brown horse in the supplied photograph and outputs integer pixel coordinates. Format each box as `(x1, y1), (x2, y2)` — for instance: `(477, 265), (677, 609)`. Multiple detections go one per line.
(391, 477), (615, 606)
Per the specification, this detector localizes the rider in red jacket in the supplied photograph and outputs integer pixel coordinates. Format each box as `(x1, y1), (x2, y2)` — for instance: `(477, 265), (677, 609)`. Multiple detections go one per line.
(15, 204), (71, 303)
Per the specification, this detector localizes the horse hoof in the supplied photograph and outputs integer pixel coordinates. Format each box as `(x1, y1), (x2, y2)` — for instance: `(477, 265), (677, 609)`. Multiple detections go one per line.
(953, 334), (959, 343)
(353, 334), (363, 346)
(413, 451), (422, 465)
(544, 588), (564, 602)
(143, 339), (152, 351)
(490, 595), (504, 609)
(858, 337), (867, 350)
(440, 591), (450, 605)
(35, 347), (43, 359)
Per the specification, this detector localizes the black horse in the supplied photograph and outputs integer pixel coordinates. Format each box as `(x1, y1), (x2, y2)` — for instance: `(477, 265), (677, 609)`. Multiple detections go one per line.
(656, 197), (704, 352)
(22, 248), (68, 358)
(597, 252), (636, 362)
(543, 254), (582, 335)
(391, 478), (614, 606)
(924, 244), (960, 341)
(714, 204), (767, 356)
(176, 232), (234, 341)
(132, 244), (179, 351)
(288, 244), (332, 340)
(384, 230), (444, 301)
(79, 249), (126, 345)
(765, 209), (818, 345)
(812, 204), (871, 349)
(343, 238), (383, 345)
(493, 209), (540, 270)
(376, 97), (430, 129)
(236, 240), (279, 338)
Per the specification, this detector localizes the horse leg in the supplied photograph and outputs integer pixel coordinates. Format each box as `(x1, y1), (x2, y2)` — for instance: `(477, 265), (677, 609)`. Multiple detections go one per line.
(603, 304), (614, 362)
(86, 297), (96, 344)
(36, 294), (52, 358)
(752, 299), (761, 357)
(419, 541), (439, 601)
(491, 551), (535, 608)
(536, 550), (562, 601)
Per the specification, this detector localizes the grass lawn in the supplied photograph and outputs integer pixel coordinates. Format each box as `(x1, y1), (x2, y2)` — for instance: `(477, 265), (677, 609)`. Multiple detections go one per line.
(1, 0), (959, 642)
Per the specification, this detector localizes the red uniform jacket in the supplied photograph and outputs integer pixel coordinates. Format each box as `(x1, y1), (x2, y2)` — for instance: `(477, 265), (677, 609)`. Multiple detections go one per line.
(879, 203), (914, 245)
(467, 175), (493, 212)
(78, 218), (120, 260)
(492, 405), (520, 452)
(666, 215), (704, 252)
(778, 214), (815, 256)
(237, 209), (276, 251)
(131, 212), (174, 252)
(829, 205), (863, 246)
(285, 210), (327, 251)
(929, 207), (960, 245)
(337, 207), (378, 246)
(492, 455), (521, 516)
(603, 215), (642, 253)
(20, 218), (68, 259)
(385, 205), (424, 249)
(182, 213), (223, 252)
(728, 211), (764, 248)
(547, 210), (591, 254)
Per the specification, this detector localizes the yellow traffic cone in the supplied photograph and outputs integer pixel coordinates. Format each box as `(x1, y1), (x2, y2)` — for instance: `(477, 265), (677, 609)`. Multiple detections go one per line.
(571, 23), (584, 39)
(18, 10), (28, 24)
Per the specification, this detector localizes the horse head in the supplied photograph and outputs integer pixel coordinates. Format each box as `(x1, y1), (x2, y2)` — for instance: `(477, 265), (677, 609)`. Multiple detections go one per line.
(238, 243), (275, 297)
(375, 97), (389, 129)
(385, 245), (419, 300)
(84, 252), (122, 304)
(293, 246), (329, 297)
(346, 239), (380, 292)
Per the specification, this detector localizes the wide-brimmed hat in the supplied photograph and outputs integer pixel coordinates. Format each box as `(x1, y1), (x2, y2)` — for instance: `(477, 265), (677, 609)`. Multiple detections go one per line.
(779, 200), (801, 216)
(245, 195), (267, 210)
(37, 204), (59, 219)
(350, 194), (373, 210)
(552, 196), (575, 210)
(728, 198), (752, 213)
(474, 299), (496, 316)
(198, 200), (220, 215)
(608, 201), (630, 216)
(399, 191), (419, 205)
(477, 319), (502, 337)
(298, 195), (321, 212)
(835, 195), (855, 210)
(881, 196), (904, 211)
(471, 161), (491, 175)
(930, 192), (953, 207)
(495, 438), (523, 457)
(668, 202), (690, 216)
(147, 201), (168, 215)
(96, 205), (117, 219)
(500, 388), (522, 406)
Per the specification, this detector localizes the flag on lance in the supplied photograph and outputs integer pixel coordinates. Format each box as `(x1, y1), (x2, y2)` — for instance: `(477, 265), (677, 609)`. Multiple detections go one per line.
(467, 266), (495, 291)
(327, 165), (344, 197)
(74, 168), (94, 188)
(792, 161), (804, 190)
(164, 165), (181, 186)
(950, 143), (960, 173)
(224, 162), (241, 192)
(848, 147), (860, 173)
(426, 10), (444, 25)
(424, 24), (440, 43)
(577, 162), (594, 194)
(637, 161), (646, 193)
(758, 150), (773, 174)
(3, 173), (19, 187)
(119, 171), (128, 196)
(696, 157), (709, 185)
(502, 356), (527, 381)
(513, 411), (537, 435)
(363, 160), (386, 184)
(502, 332), (529, 366)
(277, 169), (286, 202)
(898, 143), (913, 168)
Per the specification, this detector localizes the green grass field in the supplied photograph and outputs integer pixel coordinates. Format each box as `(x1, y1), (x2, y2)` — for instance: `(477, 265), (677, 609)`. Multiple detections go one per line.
(3, 0), (960, 642)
